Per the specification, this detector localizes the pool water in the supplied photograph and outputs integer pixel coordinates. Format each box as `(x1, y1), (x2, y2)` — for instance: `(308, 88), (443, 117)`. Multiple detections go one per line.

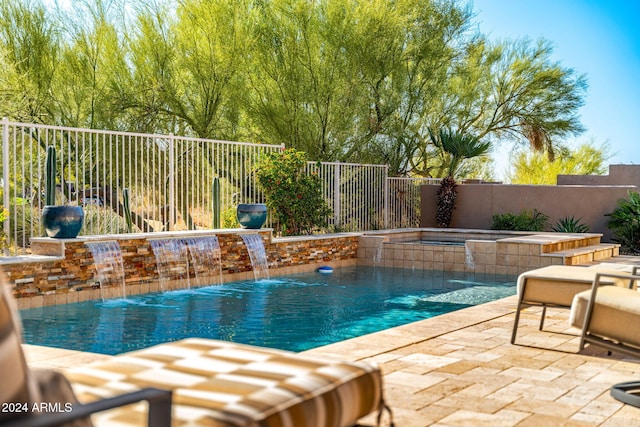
(20, 266), (516, 355)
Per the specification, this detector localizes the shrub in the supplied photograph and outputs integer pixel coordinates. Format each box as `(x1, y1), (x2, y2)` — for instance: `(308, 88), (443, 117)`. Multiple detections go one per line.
(255, 148), (331, 236)
(491, 209), (549, 231)
(606, 191), (640, 254)
(552, 216), (590, 233)
(221, 207), (239, 228)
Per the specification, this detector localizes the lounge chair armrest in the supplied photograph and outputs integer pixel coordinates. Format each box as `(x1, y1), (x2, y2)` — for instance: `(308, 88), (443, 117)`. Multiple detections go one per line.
(592, 272), (640, 291)
(1, 388), (172, 427)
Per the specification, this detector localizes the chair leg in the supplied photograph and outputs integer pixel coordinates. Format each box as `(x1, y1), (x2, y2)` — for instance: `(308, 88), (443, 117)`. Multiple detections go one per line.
(511, 300), (524, 344)
(539, 305), (547, 331)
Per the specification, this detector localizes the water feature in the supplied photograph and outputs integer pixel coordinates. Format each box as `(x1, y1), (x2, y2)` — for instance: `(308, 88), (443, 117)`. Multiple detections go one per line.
(150, 236), (223, 291)
(240, 233), (269, 280)
(181, 236), (222, 287)
(464, 242), (476, 270)
(85, 240), (126, 300)
(149, 238), (189, 291)
(373, 238), (384, 266)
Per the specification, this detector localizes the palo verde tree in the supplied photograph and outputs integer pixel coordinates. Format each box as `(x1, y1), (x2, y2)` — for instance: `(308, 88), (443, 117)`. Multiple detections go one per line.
(247, 0), (472, 172)
(506, 141), (611, 184)
(413, 37), (587, 178)
(0, 0), (60, 123)
(0, 0), (589, 192)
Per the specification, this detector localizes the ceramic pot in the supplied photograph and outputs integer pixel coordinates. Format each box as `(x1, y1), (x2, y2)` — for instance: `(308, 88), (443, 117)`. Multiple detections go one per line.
(42, 205), (84, 238)
(236, 203), (267, 229)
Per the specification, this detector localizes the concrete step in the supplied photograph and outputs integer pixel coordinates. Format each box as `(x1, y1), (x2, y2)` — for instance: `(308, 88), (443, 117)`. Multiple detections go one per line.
(542, 243), (621, 266)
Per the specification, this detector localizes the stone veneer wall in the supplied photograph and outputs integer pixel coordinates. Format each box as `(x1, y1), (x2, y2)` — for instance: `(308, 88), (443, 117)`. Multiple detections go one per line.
(3, 229), (359, 309)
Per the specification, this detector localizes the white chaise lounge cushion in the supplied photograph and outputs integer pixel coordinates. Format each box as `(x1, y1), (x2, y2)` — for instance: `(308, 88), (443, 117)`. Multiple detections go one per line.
(570, 286), (640, 348)
(517, 265), (626, 306)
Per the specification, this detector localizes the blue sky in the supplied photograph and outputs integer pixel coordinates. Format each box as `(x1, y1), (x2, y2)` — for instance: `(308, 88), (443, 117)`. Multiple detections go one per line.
(471, 0), (640, 176)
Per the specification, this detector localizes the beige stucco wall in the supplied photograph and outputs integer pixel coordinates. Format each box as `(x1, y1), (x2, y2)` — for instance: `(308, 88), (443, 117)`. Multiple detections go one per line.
(558, 164), (640, 186)
(420, 184), (637, 242)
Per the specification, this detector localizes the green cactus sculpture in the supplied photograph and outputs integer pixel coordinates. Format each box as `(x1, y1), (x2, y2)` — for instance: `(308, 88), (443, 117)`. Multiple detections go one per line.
(44, 145), (56, 206)
(212, 177), (221, 229)
(123, 188), (133, 233)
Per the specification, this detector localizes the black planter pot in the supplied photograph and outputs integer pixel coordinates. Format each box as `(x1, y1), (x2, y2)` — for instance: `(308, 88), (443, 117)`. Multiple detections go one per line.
(236, 203), (267, 229)
(41, 205), (84, 238)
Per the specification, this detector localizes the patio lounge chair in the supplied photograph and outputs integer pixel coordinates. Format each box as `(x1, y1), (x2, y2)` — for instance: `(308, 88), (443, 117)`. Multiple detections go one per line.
(569, 271), (640, 358)
(511, 265), (636, 345)
(569, 271), (640, 409)
(1, 272), (393, 427)
(65, 338), (392, 426)
(0, 274), (172, 427)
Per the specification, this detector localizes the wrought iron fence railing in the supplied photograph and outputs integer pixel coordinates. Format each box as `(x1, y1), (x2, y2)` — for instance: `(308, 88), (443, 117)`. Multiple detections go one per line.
(0, 119), (437, 255)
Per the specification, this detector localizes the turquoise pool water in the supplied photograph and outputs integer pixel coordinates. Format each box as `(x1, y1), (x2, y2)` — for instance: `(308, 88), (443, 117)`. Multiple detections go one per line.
(20, 266), (516, 355)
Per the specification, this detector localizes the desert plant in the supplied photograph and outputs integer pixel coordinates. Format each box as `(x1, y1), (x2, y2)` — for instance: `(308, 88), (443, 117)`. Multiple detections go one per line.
(606, 191), (640, 254)
(429, 127), (491, 227)
(221, 207), (238, 228)
(212, 177), (221, 229)
(491, 209), (549, 231)
(122, 188), (133, 233)
(436, 176), (457, 227)
(552, 216), (590, 233)
(44, 145), (57, 206)
(82, 205), (130, 234)
(255, 148), (330, 235)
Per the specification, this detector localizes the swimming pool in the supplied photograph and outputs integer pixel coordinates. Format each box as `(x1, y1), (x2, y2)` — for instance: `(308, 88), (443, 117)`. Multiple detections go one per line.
(20, 266), (516, 355)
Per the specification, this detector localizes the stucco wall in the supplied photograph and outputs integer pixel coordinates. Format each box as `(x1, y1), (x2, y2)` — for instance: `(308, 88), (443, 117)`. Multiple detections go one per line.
(558, 164), (640, 186)
(420, 184), (637, 242)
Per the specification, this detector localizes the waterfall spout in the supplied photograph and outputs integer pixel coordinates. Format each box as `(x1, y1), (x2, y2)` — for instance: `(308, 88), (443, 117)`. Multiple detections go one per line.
(86, 241), (126, 300)
(240, 234), (269, 280)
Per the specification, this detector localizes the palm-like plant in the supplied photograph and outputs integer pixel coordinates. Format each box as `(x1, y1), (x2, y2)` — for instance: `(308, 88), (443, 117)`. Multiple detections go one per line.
(607, 192), (640, 254)
(429, 127), (491, 227)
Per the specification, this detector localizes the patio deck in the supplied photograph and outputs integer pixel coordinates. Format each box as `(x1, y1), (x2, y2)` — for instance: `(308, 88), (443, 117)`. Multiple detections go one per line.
(23, 261), (640, 426)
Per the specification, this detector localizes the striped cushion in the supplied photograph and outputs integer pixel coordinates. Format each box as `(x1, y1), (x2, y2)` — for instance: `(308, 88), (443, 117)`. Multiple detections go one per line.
(66, 338), (385, 426)
(0, 273), (39, 421)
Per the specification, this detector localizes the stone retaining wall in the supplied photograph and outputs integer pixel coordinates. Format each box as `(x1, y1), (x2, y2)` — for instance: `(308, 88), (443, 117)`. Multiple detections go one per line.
(3, 229), (359, 309)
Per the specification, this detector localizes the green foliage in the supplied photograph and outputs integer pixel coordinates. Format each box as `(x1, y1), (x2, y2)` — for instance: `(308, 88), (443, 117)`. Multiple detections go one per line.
(427, 127), (491, 178)
(436, 176), (457, 228)
(0, 205), (8, 249)
(83, 205), (130, 235)
(221, 207), (238, 228)
(606, 192), (640, 254)
(429, 127), (490, 227)
(0, 0), (587, 179)
(552, 216), (590, 233)
(7, 201), (30, 250)
(491, 209), (549, 232)
(507, 141), (611, 184)
(255, 148), (330, 236)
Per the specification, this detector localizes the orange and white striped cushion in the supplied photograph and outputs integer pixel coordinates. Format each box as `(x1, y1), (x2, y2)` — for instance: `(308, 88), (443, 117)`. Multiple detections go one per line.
(0, 274), (40, 421)
(66, 338), (385, 426)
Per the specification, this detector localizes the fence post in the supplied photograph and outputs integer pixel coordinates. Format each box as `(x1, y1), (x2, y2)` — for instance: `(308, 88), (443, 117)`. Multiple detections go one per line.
(2, 118), (8, 255)
(383, 165), (389, 229)
(168, 133), (175, 231)
(333, 162), (341, 229)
